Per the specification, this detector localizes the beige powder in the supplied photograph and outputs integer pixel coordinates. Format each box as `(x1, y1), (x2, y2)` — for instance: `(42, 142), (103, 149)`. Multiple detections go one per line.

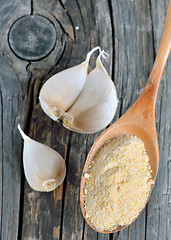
(84, 134), (154, 231)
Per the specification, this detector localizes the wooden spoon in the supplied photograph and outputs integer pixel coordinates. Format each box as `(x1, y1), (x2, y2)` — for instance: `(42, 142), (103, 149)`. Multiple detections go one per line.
(80, 0), (171, 233)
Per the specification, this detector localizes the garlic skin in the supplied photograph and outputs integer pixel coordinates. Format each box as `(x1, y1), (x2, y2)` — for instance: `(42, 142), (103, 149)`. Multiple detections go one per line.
(39, 46), (101, 121)
(63, 52), (118, 133)
(18, 124), (66, 192)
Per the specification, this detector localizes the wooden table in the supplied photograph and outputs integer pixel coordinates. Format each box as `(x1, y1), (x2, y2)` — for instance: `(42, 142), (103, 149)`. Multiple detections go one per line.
(0, 0), (170, 239)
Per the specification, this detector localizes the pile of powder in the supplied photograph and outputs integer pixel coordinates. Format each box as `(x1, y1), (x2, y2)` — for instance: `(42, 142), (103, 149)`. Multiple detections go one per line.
(84, 134), (154, 231)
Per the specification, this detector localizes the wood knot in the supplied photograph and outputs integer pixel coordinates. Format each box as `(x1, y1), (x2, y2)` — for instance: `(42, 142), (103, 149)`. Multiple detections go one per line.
(8, 15), (57, 61)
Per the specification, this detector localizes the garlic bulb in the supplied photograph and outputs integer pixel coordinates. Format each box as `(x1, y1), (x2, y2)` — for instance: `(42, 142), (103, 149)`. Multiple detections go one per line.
(18, 124), (66, 192)
(63, 51), (118, 133)
(39, 47), (118, 133)
(39, 46), (101, 121)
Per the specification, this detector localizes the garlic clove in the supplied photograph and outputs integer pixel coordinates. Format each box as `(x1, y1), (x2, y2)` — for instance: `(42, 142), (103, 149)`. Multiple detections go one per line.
(63, 51), (118, 133)
(39, 46), (101, 121)
(18, 124), (66, 192)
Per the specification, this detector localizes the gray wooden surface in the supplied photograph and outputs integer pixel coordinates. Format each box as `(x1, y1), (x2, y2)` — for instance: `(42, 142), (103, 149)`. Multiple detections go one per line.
(0, 0), (170, 239)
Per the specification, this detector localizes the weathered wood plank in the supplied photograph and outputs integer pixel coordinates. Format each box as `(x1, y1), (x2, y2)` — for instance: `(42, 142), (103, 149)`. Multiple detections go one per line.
(111, 0), (154, 239)
(19, 0), (74, 239)
(0, 1), (31, 239)
(0, 85), (2, 235)
(146, 1), (171, 240)
(83, 224), (97, 240)
(58, 1), (113, 240)
(0, 0), (170, 239)
(21, 106), (70, 240)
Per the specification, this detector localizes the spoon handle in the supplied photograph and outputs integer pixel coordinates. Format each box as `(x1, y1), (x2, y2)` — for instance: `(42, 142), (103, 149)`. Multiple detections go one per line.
(142, 0), (171, 104)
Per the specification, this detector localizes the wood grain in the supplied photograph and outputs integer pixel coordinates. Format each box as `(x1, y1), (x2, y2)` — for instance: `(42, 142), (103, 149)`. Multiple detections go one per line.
(0, 0), (170, 239)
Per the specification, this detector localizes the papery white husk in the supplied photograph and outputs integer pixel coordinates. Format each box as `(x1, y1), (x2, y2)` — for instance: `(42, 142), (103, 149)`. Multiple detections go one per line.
(39, 46), (101, 121)
(18, 124), (66, 192)
(63, 52), (118, 133)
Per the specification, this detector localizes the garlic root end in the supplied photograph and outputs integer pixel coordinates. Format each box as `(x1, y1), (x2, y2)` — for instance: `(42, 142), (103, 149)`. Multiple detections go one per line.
(52, 107), (64, 119)
(63, 113), (74, 129)
(42, 179), (57, 192)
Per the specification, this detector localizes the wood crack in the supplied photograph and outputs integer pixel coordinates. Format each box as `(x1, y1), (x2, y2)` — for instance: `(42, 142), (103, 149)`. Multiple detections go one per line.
(81, 219), (85, 240)
(113, 231), (120, 240)
(59, 131), (73, 240)
(47, 10), (73, 45)
(44, 34), (73, 78)
(119, 96), (123, 118)
(144, 205), (148, 240)
(31, 0), (33, 15)
(24, 63), (34, 132)
(148, 0), (156, 60)
(108, 0), (115, 82)
(59, 0), (76, 39)
(17, 168), (25, 240)
(17, 62), (33, 240)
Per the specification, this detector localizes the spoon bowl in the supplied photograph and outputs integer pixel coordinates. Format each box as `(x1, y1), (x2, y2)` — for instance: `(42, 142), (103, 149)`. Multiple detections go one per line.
(80, 107), (158, 233)
(80, 0), (171, 233)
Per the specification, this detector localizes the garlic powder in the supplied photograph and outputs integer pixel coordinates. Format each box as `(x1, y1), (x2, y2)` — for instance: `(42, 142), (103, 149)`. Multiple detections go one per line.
(84, 134), (154, 231)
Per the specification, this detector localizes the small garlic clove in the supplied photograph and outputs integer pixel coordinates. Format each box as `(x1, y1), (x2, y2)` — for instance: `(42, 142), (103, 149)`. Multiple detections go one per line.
(39, 46), (101, 121)
(18, 124), (66, 192)
(63, 50), (118, 133)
